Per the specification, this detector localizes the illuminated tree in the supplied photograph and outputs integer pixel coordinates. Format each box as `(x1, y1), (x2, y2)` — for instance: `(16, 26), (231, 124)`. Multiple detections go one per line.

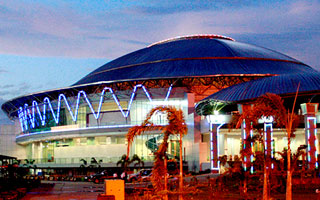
(126, 106), (187, 198)
(238, 93), (299, 200)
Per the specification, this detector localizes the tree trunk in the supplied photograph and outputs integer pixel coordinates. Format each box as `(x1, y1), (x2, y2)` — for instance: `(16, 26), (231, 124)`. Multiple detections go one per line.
(164, 157), (168, 200)
(263, 163), (269, 200)
(286, 140), (292, 200)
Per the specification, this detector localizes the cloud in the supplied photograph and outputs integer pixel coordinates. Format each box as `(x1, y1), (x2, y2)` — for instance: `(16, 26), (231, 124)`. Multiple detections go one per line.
(127, 0), (265, 15)
(0, 69), (8, 73)
(0, 82), (35, 99)
(288, 0), (319, 15)
(0, 0), (318, 69)
(1, 84), (14, 89)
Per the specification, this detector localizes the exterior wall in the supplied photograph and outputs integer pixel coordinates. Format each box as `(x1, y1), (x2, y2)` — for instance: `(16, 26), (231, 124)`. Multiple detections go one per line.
(0, 122), (26, 159)
(10, 86), (317, 171)
(201, 127), (317, 169)
(54, 144), (127, 160)
(6, 88), (193, 168)
(185, 93), (200, 172)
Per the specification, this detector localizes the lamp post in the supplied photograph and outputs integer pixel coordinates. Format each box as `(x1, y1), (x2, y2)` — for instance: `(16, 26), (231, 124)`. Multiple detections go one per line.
(206, 111), (225, 173)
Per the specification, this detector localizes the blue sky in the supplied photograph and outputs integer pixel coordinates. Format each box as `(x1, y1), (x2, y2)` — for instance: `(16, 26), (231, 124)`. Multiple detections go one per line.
(0, 0), (319, 101)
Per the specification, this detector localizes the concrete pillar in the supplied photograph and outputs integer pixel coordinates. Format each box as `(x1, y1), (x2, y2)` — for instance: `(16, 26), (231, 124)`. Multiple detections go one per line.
(186, 93), (200, 172)
(238, 104), (254, 173)
(301, 103), (319, 169)
(39, 142), (43, 163)
(259, 117), (274, 170)
(32, 143), (35, 159)
(206, 113), (225, 173)
(209, 124), (224, 172)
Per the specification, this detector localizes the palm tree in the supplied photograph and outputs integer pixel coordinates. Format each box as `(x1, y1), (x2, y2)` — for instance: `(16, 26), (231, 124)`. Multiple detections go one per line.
(117, 154), (130, 169)
(80, 158), (87, 168)
(276, 145), (307, 172)
(238, 92), (299, 200)
(129, 154), (144, 168)
(22, 159), (37, 175)
(126, 106), (187, 199)
(89, 157), (102, 168)
(79, 158), (88, 175)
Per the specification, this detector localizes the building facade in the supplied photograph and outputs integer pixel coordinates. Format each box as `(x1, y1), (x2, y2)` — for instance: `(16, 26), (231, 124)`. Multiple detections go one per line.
(1, 35), (318, 172)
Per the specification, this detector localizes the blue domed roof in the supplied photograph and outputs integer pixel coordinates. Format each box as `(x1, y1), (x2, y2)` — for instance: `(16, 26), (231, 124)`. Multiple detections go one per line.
(200, 71), (320, 103)
(2, 35), (318, 118)
(74, 35), (315, 86)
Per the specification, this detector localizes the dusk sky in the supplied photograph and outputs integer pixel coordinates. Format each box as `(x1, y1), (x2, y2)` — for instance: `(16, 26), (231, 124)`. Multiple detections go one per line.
(0, 0), (319, 101)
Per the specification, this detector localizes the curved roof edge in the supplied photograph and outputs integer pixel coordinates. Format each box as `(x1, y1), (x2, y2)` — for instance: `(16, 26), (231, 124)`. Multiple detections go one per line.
(2, 74), (272, 118)
(199, 71), (320, 104)
(148, 34), (235, 47)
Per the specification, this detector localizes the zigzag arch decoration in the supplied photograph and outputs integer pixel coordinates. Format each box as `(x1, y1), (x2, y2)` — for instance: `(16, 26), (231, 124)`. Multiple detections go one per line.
(18, 84), (173, 132)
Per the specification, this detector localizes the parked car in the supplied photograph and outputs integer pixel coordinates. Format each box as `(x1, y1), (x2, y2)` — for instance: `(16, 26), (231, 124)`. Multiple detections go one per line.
(87, 170), (113, 184)
(128, 169), (152, 182)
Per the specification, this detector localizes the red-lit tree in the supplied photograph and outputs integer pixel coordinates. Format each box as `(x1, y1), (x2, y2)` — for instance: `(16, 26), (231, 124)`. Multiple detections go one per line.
(237, 93), (299, 200)
(126, 106), (187, 199)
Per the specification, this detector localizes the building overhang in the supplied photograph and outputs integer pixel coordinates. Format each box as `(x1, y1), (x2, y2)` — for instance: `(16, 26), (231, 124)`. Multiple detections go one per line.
(16, 125), (162, 144)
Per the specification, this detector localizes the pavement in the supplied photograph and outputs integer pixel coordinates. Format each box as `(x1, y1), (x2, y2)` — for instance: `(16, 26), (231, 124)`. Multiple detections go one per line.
(21, 174), (320, 200)
(22, 181), (104, 200)
(21, 174), (217, 200)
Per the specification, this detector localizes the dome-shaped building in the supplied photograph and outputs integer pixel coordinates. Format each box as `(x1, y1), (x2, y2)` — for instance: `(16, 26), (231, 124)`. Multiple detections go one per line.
(1, 35), (318, 172)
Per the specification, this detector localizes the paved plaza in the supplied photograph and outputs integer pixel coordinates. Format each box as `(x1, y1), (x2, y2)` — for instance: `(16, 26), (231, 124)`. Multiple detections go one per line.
(21, 175), (320, 200)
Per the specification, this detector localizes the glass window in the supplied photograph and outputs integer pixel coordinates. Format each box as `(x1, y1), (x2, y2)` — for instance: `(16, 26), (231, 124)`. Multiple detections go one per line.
(106, 137), (111, 144)
(96, 136), (106, 145)
(87, 137), (95, 145)
(80, 138), (87, 146)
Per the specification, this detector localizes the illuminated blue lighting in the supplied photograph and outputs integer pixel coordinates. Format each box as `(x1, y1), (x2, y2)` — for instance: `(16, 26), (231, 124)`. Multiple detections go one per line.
(165, 85), (173, 101)
(250, 122), (254, 174)
(210, 122), (225, 171)
(241, 120), (255, 172)
(306, 117), (318, 167)
(18, 84), (173, 131)
(250, 154), (254, 174)
(242, 120), (246, 139)
(18, 110), (25, 131)
(264, 123), (274, 158)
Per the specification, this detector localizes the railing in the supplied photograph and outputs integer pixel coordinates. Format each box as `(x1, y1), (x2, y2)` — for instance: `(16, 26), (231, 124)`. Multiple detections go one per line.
(20, 155), (155, 165)
(21, 119), (169, 135)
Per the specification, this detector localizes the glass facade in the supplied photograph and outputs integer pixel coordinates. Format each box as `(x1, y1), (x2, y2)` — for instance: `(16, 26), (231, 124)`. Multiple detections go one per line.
(19, 90), (186, 135)
(19, 87), (189, 165)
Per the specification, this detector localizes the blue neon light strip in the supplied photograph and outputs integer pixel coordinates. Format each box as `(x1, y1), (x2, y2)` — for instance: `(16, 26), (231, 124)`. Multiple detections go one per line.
(306, 116), (318, 167)
(210, 123), (224, 171)
(264, 123), (274, 169)
(242, 120), (247, 171)
(18, 84), (173, 131)
(250, 123), (254, 173)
